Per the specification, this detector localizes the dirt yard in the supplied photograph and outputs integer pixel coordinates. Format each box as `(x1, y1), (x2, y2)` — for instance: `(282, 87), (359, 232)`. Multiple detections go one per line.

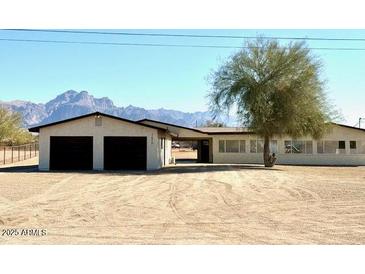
(0, 147), (38, 165)
(1, 157), (365, 244)
(172, 148), (197, 160)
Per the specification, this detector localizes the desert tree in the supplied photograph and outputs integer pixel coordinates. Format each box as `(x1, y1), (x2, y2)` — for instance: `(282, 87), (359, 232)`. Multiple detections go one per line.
(203, 120), (226, 127)
(209, 38), (336, 167)
(0, 107), (35, 145)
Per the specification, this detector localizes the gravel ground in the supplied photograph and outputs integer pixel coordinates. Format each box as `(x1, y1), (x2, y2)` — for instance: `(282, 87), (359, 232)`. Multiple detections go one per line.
(1, 157), (365, 244)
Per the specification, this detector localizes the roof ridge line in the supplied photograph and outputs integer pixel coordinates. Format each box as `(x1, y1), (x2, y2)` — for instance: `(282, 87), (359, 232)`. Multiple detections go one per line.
(28, 111), (167, 132)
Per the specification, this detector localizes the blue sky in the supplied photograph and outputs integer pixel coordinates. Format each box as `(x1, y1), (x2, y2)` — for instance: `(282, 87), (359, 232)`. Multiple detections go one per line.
(0, 29), (364, 126)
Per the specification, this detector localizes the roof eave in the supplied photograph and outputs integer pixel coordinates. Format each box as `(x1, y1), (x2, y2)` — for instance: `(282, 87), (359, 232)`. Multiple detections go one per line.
(206, 132), (254, 135)
(28, 127), (40, 133)
(138, 118), (207, 134)
(27, 112), (167, 133)
(330, 122), (365, 132)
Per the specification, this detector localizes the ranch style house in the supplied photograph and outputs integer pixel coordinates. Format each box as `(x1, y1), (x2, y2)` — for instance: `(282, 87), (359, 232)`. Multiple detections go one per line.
(28, 111), (365, 170)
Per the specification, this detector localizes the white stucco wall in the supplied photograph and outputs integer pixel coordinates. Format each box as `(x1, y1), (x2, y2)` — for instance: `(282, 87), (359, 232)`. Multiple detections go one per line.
(211, 125), (365, 166)
(38, 115), (164, 171)
(157, 132), (173, 166)
(164, 135), (172, 164)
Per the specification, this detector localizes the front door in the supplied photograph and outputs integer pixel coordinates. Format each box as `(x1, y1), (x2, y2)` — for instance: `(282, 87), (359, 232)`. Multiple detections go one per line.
(200, 140), (210, 163)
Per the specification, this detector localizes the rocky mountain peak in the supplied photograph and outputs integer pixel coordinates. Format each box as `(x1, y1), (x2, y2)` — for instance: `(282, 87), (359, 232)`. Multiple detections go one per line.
(0, 90), (235, 127)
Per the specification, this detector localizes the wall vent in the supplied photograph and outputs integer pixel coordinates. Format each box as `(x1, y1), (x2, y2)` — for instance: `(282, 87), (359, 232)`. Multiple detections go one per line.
(95, 116), (102, 126)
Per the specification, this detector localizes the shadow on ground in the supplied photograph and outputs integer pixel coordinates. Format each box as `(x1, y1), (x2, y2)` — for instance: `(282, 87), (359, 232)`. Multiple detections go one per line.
(156, 164), (282, 174)
(0, 163), (282, 175)
(0, 165), (39, 173)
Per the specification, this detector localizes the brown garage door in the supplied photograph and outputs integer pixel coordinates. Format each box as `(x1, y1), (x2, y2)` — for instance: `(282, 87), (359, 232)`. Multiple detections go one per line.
(104, 136), (147, 170)
(50, 136), (93, 170)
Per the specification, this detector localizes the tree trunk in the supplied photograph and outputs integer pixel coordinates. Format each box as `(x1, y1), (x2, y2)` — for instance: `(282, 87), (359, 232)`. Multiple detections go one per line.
(263, 135), (276, 167)
(263, 135), (270, 167)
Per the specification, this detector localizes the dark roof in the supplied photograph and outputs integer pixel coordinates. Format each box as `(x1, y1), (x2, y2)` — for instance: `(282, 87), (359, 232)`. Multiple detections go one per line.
(201, 123), (365, 135)
(139, 118), (253, 135)
(137, 118), (207, 134)
(28, 112), (167, 133)
(139, 118), (257, 135)
(139, 119), (365, 135)
(331, 122), (365, 132)
(28, 113), (365, 135)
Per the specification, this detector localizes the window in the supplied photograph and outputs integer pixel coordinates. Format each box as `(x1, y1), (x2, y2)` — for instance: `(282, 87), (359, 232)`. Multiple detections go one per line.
(317, 141), (324, 154)
(325, 141), (338, 154)
(350, 141), (357, 154)
(160, 138), (164, 149)
(219, 140), (225, 153)
(338, 141), (345, 149)
(284, 140), (292, 153)
(226, 140), (239, 153)
(250, 140), (271, 153)
(250, 140), (257, 153)
(317, 140), (346, 154)
(306, 141), (313, 154)
(239, 140), (246, 153)
(219, 140), (246, 153)
(293, 140), (305, 153)
(257, 140), (264, 153)
(285, 140), (313, 154)
(270, 140), (278, 153)
(338, 141), (346, 154)
(350, 141), (357, 149)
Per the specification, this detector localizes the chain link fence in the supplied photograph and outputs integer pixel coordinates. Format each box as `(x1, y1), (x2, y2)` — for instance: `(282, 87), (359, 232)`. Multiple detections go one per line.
(0, 143), (38, 165)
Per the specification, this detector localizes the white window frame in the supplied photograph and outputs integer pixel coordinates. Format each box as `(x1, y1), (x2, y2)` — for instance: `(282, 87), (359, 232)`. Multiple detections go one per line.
(239, 140), (246, 153)
(226, 140), (239, 153)
(350, 140), (357, 154)
(250, 140), (262, 153)
(317, 140), (346, 154)
(250, 140), (276, 153)
(219, 140), (225, 153)
(219, 140), (247, 153)
(285, 140), (313, 154)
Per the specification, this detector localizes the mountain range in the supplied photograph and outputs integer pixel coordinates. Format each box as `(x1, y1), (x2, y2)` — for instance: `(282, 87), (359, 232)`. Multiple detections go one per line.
(0, 90), (235, 128)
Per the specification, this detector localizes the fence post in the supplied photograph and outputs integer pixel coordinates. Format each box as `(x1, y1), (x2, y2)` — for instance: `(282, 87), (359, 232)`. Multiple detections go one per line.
(0, 143), (39, 165)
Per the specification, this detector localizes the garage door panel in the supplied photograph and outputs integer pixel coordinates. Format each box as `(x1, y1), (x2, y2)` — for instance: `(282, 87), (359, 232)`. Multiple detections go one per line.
(50, 136), (93, 170)
(104, 137), (147, 170)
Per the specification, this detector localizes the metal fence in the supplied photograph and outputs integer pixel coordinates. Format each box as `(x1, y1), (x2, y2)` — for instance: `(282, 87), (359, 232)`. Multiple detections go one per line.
(0, 143), (39, 165)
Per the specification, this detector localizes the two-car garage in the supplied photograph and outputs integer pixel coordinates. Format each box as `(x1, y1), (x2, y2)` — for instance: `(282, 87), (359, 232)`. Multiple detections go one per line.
(30, 112), (170, 171)
(49, 136), (147, 170)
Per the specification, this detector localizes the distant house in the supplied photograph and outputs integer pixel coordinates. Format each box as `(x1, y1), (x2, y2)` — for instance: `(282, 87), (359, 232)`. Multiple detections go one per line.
(29, 112), (365, 171)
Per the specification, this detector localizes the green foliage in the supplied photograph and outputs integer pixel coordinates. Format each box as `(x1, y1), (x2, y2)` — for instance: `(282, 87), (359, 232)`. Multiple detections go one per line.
(208, 38), (337, 166)
(0, 107), (35, 145)
(209, 38), (336, 139)
(202, 120), (225, 127)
